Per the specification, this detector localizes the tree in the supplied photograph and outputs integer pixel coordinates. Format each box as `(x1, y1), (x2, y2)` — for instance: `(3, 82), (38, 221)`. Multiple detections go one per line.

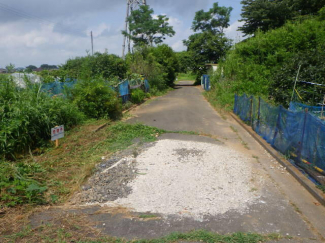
(192, 2), (232, 34)
(25, 65), (37, 73)
(239, 0), (325, 36)
(183, 2), (232, 82)
(176, 51), (195, 73)
(123, 5), (175, 47)
(151, 44), (179, 87)
(40, 64), (58, 70)
(5, 63), (15, 73)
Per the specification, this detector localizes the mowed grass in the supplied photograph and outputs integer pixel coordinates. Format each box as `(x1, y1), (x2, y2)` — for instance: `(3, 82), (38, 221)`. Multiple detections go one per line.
(176, 72), (196, 81)
(0, 120), (166, 235)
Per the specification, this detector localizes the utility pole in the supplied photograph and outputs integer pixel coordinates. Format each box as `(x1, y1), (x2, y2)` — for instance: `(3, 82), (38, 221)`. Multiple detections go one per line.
(122, 0), (147, 58)
(91, 31), (94, 55)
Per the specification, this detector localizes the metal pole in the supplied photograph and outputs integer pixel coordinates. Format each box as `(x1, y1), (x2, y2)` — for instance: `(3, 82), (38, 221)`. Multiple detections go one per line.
(321, 95), (325, 119)
(122, 0), (130, 58)
(290, 64), (302, 103)
(91, 31), (94, 55)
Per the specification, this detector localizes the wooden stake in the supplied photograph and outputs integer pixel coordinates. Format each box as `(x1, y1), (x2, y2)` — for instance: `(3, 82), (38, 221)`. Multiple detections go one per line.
(55, 139), (59, 148)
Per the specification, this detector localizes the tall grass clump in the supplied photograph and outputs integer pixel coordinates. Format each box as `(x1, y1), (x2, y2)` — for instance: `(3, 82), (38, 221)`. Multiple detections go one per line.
(0, 75), (84, 159)
(210, 17), (325, 107)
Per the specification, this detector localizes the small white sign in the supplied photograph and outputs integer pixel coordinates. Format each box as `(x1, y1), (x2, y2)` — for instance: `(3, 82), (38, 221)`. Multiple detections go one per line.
(51, 125), (64, 141)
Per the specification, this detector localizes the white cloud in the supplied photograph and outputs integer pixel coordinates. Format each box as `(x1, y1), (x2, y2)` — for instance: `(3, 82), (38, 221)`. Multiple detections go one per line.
(224, 20), (245, 42)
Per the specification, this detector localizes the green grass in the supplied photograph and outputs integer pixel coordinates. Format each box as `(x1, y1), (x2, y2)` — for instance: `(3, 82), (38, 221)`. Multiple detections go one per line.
(3, 227), (285, 243)
(176, 72), (196, 82)
(138, 214), (158, 219)
(316, 185), (325, 193)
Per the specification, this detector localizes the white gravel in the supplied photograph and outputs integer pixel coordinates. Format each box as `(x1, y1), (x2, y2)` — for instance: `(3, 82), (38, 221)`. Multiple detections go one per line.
(104, 139), (261, 220)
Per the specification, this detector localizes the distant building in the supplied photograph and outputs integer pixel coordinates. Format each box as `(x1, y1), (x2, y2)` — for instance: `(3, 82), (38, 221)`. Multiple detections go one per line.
(0, 68), (6, 73)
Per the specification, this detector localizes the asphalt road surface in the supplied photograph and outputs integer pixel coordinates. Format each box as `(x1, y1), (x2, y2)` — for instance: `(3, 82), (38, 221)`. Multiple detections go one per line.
(31, 82), (325, 242)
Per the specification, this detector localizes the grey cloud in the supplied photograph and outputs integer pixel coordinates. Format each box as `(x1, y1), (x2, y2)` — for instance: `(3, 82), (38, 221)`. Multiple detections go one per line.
(0, 0), (123, 23)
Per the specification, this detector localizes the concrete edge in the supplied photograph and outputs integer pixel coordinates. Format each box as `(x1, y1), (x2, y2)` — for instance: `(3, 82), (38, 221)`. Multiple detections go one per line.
(230, 112), (325, 206)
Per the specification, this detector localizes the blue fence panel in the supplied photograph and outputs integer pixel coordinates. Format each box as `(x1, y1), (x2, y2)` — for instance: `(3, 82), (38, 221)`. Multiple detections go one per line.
(234, 94), (251, 122)
(255, 99), (280, 144)
(234, 94), (325, 176)
(302, 114), (325, 171)
(272, 107), (305, 155)
(290, 102), (325, 119)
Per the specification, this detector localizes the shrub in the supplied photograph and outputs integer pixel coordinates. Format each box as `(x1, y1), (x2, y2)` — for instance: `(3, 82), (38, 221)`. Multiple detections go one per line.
(71, 78), (122, 119)
(210, 17), (325, 107)
(131, 89), (146, 104)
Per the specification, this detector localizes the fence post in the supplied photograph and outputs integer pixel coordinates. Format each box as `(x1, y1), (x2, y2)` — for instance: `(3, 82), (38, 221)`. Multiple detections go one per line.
(257, 97), (261, 132)
(249, 96), (253, 126)
(298, 108), (308, 161)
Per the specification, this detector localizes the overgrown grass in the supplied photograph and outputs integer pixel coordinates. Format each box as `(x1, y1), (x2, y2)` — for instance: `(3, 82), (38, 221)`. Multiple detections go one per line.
(0, 75), (85, 159)
(0, 121), (166, 208)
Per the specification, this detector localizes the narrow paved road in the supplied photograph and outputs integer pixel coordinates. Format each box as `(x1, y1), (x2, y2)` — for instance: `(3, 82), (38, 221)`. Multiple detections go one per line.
(124, 82), (325, 242)
(31, 82), (325, 242)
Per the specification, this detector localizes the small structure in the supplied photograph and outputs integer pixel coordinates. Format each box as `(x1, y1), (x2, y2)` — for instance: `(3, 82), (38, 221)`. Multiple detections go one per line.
(205, 63), (218, 73)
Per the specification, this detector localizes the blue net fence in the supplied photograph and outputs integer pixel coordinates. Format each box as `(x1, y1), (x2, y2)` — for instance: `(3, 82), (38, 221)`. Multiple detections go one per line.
(289, 102), (325, 119)
(234, 94), (325, 184)
(39, 78), (150, 103)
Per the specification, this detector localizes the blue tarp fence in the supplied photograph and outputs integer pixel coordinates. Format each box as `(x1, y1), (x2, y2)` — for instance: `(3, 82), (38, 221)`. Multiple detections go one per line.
(289, 102), (325, 119)
(234, 94), (325, 179)
(40, 78), (150, 103)
(201, 75), (211, 91)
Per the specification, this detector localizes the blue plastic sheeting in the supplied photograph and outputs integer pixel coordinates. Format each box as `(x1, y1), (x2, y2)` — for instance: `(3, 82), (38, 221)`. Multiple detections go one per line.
(234, 94), (325, 173)
(41, 80), (76, 96)
(201, 75), (211, 91)
(118, 80), (129, 96)
(144, 80), (150, 93)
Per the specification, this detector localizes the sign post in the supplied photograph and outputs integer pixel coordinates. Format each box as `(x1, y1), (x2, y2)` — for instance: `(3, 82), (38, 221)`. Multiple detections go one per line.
(51, 125), (64, 147)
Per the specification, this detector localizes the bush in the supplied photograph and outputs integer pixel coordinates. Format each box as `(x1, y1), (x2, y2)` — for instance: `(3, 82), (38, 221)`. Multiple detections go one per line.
(131, 89), (146, 104)
(210, 17), (325, 107)
(61, 52), (127, 80)
(0, 76), (85, 159)
(71, 78), (122, 119)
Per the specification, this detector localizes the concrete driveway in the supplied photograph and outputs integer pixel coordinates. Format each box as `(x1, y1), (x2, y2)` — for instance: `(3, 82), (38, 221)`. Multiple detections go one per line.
(31, 83), (325, 242)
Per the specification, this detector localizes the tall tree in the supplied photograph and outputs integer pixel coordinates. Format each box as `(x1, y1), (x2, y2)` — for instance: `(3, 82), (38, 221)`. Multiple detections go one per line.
(5, 63), (15, 73)
(183, 2), (232, 81)
(239, 0), (325, 36)
(123, 5), (175, 47)
(192, 2), (232, 34)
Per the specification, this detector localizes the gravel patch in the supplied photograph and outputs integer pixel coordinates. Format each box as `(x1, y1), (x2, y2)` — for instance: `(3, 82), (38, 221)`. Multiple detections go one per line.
(73, 139), (262, 220)
(71, 143), (154, 204)
(109, 139), (262, 220)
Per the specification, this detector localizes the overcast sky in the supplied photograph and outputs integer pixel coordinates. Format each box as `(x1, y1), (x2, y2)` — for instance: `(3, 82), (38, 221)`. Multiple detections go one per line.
(0, 0), (244, 68)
